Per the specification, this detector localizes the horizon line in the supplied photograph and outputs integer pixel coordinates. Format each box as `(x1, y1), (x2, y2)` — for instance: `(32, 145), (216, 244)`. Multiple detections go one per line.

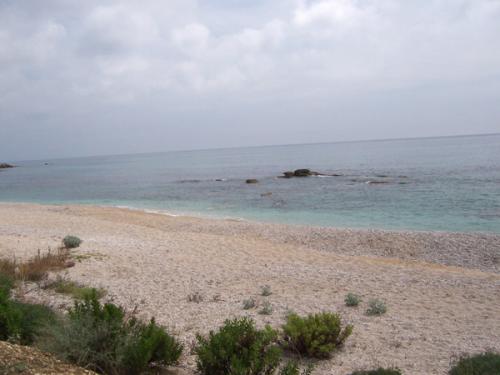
(8, 131), (500, 164)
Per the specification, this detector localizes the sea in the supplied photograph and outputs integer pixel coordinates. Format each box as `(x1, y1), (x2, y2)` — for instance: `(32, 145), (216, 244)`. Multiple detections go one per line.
(1, 134), (499, 233)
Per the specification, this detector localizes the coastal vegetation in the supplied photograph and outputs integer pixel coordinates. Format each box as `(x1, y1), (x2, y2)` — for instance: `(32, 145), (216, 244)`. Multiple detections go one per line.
(344, 293), (362, 307)
(195, 317), (281, 375)
(449, 352), (500, 375)
(0, 248), (70, 282)
(63, 235), (82, 249)
(282, 312), (353, 359)
(366, 299), (387, 316)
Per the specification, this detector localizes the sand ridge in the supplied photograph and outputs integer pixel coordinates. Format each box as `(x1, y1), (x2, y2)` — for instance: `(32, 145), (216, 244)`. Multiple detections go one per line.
(0, 203), (499, 375)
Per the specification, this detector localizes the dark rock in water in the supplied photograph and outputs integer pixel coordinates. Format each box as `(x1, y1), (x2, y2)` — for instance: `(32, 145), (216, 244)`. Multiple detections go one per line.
(280, 169), (342, 178)
(294, 169), (312, 177)
(215, 178), (226, 182)
(375, 174), (389, 178)
(44, 162), (49, 165)
(260, 192), (272, 197)
(246, 179), (258, 184)
(0, 163), (14, 169)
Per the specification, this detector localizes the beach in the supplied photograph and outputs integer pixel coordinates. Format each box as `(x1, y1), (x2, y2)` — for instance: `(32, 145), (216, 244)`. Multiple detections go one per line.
(1, 202), (499, 374)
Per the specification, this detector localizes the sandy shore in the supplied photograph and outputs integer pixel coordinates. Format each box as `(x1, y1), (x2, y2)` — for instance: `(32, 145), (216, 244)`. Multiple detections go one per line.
(1, 203), (499, 374)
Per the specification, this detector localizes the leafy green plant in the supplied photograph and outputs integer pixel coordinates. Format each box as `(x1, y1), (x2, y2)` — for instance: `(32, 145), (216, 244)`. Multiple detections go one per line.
(366, 299), (387, 316)
(449, 352), (500, 375)
(195, 317), (282, 375)
(344, 293), (361, 307)
(282, 312), (353, 359)
(63, 236), (82, 249)
(39, 291), (182, 374)
(350, 368), (402, 375)
(259, 301), (273, 315)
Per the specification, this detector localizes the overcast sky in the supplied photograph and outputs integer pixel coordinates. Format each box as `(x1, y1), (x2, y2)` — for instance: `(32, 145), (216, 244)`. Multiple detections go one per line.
(1, 0), (499, 161)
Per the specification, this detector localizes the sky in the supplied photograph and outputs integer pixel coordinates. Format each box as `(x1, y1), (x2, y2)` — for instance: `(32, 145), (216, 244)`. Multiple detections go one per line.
(1, 0), (499, 161)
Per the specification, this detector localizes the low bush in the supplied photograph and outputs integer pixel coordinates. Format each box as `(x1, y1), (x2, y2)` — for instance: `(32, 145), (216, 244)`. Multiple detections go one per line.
(282, 312), (353, 359)
(366, 299), (387, 316)
(449, 352), (500, 375)
(344, 293), (362, 307)
(63, 236), (82, 249)
(0, 274), (56, 345)
(195, 317), (281, 375)
(39, 291), (182, 375)
(351, 368), (402, 375)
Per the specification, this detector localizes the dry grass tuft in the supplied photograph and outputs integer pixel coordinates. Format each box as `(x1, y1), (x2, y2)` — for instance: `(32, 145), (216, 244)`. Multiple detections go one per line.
(0, 248), (70, 282)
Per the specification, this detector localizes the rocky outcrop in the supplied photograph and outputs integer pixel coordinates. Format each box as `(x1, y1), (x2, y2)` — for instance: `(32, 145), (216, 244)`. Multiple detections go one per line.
(280, 169), (342, 178)
(0, 163), (14, 169)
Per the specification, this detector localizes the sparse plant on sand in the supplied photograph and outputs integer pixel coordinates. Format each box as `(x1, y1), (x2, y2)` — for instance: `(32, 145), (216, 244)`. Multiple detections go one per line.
(282, 312), (353, 359)
(44, 276), (106, 300)
(261, 285), (272, 297)
(243, 298), (256, 310)
(195, 317), (281, 375)
(0, 248), (70, 282)
(259, 301), (273, 315)
(62, 236), (81, 249)
(188, 292), (203, 303)
(366, 299), (387, 316)
(345, 293), (362, 307)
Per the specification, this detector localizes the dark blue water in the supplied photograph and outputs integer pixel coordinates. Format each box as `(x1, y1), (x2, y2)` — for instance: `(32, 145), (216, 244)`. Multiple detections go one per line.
(1, 134), (500, 232)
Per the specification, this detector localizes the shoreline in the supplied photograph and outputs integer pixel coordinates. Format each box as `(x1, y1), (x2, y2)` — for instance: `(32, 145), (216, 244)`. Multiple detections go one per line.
(2, 200), (499, 236)
(1, 202), (499, 374)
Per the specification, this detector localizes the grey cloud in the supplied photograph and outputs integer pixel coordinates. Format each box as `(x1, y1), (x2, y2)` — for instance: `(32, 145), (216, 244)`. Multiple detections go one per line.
(0, 0), (499, 160)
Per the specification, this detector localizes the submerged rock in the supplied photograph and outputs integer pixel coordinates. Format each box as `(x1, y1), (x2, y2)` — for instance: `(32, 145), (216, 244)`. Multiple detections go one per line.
(246, 179), (259, 184)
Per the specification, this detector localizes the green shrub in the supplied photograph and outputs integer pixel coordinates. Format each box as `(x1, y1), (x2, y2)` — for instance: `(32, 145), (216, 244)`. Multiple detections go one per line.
(344, 293), (361, 307)
(449, 352), (500, 375)
(282, 312), (353, 359)
(39, 291), (182, 375)
(351, 368), (402, 375)
(366, 299), (387, 316)
(195, 317), (282, 375)
(0, 278), (56, 345)
(63, 235), (82, 249)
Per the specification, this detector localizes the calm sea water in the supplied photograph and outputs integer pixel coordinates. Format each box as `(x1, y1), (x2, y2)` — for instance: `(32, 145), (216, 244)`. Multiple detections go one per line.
(1, 134), (500, 233)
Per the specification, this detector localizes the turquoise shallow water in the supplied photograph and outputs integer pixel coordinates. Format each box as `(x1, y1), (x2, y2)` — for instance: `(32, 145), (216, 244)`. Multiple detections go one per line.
(1, 134), (500, 233)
